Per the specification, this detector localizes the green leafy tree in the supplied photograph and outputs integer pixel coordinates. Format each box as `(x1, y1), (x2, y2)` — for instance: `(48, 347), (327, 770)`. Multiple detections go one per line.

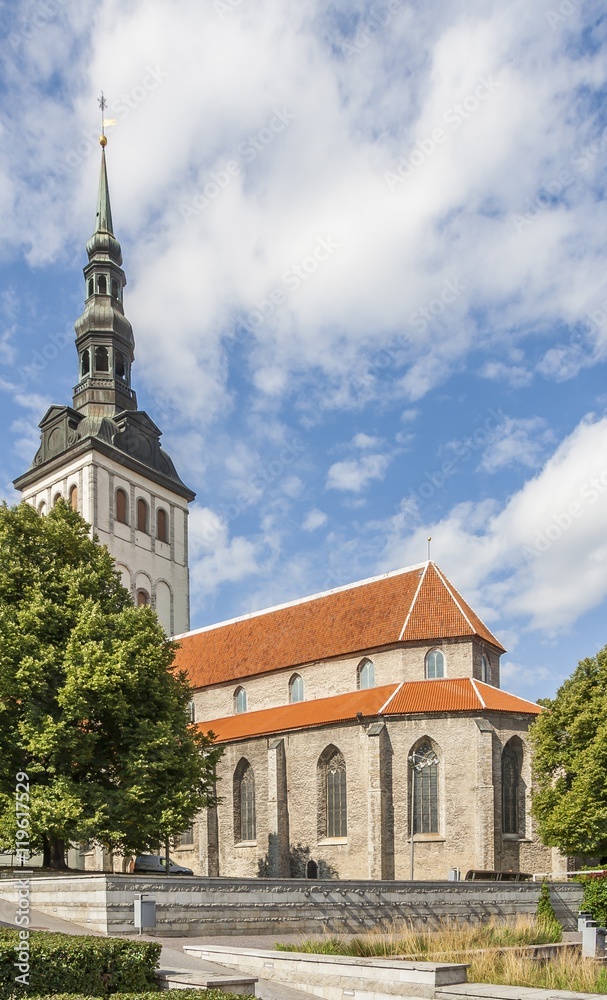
(0, 501), (222, 868)
(530, 643), (607, 856)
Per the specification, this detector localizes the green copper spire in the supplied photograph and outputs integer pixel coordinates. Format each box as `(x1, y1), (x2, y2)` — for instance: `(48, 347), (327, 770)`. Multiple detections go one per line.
(95, 146), (114, 236)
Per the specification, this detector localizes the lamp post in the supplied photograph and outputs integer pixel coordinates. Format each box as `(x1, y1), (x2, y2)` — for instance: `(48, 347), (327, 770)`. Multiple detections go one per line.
(409, 746), (439, 881)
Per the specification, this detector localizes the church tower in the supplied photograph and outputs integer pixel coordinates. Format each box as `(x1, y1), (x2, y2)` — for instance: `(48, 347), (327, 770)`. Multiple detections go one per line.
(14, 136), (194, 635)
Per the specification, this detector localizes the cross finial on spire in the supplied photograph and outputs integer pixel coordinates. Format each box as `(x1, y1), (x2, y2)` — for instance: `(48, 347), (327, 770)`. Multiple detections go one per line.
(98, 92), (108, 147)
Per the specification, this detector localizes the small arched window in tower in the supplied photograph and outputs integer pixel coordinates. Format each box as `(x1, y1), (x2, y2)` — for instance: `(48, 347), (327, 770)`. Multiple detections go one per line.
(115, 488), (128, 524)
(115, 352), (126, 379)
(88, 278), (94, 297)
(97, 275), (107, 295)
(111, 279), (119, 299)
(81, 349), (90, 377)
(53, 492), (62, 507)
(37, 500), (46, 515)
(156, 508), (168, 543)
(234, 686), (247, 714)
(481, 654), (490, 683)
(425, 649), (445, 679)
(137, 498), (149, 533)
(357, 657), (375, 689)
(95, 346), (109, 373)
(289, 673), (304, 703)
(69, 485), (78, 511)
(136, 589), (149, 607)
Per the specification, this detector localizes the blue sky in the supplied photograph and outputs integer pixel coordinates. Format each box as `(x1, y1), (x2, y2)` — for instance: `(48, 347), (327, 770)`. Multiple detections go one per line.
(1, 0), (606, 703)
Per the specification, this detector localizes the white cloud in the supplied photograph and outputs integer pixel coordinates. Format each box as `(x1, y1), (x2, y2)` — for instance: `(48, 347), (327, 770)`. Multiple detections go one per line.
(478, 416), (554, 473)
(352, 432), (381, 449)
(302, 508), (328, 532)
(326, 452), (391, 492)
(188, 505), (261, 601)
(377, 415), (607, 633)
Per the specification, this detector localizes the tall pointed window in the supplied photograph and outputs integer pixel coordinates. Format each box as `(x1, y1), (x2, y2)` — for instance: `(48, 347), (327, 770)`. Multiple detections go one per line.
(502, 743), (520, 834)
(411, 741), (439, 834)
(318, 746), (347, 840)
(234, 686), (247, 714)
(157, 508), (168, 543)
(289, 673), (304, 703)
(357, 657), (375, 689)
(115, 488), (128, 524)
(95, 346), (109, 372)
(425, 649), (445, 679)
(137, 498), (149, 533)
(234, 760), (256, 843)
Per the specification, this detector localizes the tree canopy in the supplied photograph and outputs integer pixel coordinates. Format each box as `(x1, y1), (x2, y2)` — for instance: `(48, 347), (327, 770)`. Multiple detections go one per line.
(0, 500), (221, 867)
(530, 643), (607, 857)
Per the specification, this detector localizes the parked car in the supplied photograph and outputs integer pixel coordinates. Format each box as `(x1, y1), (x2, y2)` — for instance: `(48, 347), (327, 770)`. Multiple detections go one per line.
(133, 854), (194, 875)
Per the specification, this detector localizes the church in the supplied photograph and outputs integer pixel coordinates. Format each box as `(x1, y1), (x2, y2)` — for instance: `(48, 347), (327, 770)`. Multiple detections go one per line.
(15, 140), (562, 881)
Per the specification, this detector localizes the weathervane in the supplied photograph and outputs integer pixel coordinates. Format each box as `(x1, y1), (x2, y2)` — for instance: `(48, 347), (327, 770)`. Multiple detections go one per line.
(98, 92), (108, 147)
(427, 536), (432, 561)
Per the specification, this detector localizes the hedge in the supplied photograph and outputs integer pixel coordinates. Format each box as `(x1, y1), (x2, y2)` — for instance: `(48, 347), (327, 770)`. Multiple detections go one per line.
(23, 994), (254, 1000)
(576, 870), (607, 928)
(0, 931), (161, 997)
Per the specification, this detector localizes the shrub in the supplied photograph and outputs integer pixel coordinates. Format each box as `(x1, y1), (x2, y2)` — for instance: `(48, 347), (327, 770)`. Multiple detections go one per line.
(536, 880), (560, 930)
(577, 869), (607, 927)
(25, 994), (254, 1000)
(0, 931), (161, 997)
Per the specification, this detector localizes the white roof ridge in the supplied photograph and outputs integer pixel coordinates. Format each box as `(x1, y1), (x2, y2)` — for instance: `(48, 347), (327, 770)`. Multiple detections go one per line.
(470, 677), (486, 709)
(398, 561), (430, 642)
(173, 561), (428, 640)
(476, 679), (541, 712)
(433, 564), (503, 648)
(379, 681), (404, 715)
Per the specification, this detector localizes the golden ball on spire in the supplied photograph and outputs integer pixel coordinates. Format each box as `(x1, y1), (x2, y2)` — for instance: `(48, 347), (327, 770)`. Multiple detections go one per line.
(99, 134), (107, 147)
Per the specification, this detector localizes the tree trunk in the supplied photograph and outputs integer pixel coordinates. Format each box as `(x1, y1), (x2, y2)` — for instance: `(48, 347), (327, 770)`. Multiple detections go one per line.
(48, 837), (67, 870)
(42, 835), (51, 869)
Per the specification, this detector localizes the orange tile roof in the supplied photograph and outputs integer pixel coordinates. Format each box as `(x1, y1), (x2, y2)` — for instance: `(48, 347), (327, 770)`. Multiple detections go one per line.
(197, 679), (540, 743)
(175, 562), (505, 690)
(199, 685), (398, 742)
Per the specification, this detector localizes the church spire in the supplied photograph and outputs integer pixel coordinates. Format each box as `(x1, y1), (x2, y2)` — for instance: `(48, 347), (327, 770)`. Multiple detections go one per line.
(73, 126), (136, 416)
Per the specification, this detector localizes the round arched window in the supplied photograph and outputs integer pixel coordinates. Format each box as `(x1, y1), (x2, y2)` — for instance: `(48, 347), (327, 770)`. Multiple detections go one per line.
(425, 649), (445, 679)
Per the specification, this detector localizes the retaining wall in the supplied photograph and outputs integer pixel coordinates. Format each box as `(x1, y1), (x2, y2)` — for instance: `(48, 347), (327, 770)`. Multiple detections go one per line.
(0, 875), (583, 936)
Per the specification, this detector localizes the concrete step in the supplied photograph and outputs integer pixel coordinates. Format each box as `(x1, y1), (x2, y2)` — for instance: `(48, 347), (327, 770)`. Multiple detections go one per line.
(158, 967), (257, 995)
(438, 984), (603, 1000)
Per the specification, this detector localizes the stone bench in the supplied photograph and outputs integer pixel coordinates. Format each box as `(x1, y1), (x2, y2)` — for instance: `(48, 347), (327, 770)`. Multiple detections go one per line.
(183, 944), (468, 999)
(157, 968), (257, 994)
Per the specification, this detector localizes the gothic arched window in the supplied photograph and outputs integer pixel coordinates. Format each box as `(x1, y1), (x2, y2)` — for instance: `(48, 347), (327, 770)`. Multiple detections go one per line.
(157, 508), (168, 543)
(318, 747), (347, 839)
(95, 346), (109, 372)
(234, 686), (247, 714)
(115, 488), (128, 525)
(410, 740), (440, 834)
(234, 760), (256, 843)
(502, 743), (520, 834)
(137, 498), (149, 533)
(425, 649), (445, 679)
(357, 657), (375, 689)
(289, 673), (304, 703)
(481, 654), (490, 683)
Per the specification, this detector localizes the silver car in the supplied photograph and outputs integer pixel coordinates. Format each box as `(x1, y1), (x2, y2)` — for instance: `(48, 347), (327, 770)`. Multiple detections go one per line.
(133, 854), (194, 875)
